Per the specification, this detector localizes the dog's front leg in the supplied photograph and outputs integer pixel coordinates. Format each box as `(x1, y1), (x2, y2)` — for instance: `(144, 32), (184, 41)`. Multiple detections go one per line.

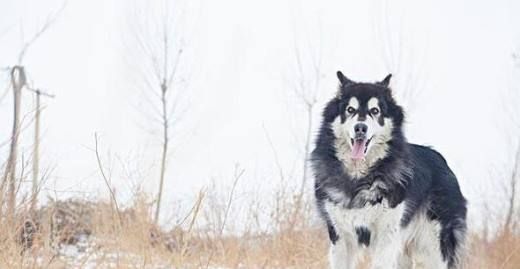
(369, 230), (402, 269)
(370, 242), (401, 269)
(329, 235), (358, 269)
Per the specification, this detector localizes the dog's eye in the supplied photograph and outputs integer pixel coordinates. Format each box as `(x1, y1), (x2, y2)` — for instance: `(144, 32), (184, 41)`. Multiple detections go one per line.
(347, 106), (356, 114)
(370, 108), (380, 115)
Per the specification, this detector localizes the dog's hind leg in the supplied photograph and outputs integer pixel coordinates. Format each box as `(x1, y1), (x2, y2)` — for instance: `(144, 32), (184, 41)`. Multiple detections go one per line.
(408, 218), (451, 269)
(412, 217), (466, 269)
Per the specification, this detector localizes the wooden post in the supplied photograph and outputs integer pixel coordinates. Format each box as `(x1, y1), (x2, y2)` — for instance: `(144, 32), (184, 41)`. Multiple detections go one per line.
(1, 66), (26, 224)
(31, 91), (40, 213)
(26, 88), (54, 213)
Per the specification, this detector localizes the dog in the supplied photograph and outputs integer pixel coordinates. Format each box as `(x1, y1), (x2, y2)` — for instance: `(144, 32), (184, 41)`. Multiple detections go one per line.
(311, 72), (467, 269)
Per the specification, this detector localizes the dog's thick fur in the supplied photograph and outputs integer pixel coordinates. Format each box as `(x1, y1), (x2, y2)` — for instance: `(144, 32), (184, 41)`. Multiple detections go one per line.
(311, 72), (467, 269)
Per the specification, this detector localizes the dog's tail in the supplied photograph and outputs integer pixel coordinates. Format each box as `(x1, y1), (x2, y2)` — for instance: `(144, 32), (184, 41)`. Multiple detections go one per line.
(443, 217), (468, 269)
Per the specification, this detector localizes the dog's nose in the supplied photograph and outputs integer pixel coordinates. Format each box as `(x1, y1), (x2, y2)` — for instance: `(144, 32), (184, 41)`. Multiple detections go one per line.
(354, 123), (368, 136)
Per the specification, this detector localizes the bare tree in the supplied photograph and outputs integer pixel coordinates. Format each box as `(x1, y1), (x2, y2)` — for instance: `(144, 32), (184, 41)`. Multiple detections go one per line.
(287, 20), (326, 200)
(130, 0), (189, 223)
(503, 52), (520, 231)
(293, 44), (321, 199)
(504, 144), (520, 231)
(372, 0), (429, 110)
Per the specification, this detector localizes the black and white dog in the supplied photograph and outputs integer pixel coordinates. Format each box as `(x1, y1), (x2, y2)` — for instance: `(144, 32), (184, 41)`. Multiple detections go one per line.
(311, 72), (467, 269)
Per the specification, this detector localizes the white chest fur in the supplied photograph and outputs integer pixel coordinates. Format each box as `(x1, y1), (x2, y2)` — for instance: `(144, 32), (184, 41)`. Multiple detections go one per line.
(324, 197), (404, 239)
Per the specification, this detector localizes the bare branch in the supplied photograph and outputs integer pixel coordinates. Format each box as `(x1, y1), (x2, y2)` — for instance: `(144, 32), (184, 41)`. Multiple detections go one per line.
(0, 77), (12, 110)
(94, 133), (123, 225)
(288, 17), (323, 197)
(17, 2), (66, 64)
(262, 124), (286, 183)
(25, 86), (55, 98)
(502, 51), (520, 230)
(205, 165), (244, 267)
(0, 23), (15, 39)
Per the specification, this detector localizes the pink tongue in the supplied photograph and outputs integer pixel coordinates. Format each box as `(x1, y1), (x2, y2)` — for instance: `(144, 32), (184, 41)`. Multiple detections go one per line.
(351, 139), (367, 160)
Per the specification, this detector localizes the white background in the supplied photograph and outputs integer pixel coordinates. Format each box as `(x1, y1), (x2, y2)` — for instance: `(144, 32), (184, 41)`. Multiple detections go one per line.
(1, 0), (520, 227)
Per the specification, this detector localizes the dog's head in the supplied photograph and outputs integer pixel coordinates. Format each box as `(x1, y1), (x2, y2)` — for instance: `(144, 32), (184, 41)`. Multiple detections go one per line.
(325, 71), (404, 162)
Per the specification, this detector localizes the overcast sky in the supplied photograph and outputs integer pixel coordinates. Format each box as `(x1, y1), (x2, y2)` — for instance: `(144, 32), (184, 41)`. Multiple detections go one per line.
(1, 0), (520, 226)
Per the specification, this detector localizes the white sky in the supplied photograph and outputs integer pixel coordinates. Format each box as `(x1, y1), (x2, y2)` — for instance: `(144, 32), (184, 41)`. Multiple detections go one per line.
(1, 0), (520, 226)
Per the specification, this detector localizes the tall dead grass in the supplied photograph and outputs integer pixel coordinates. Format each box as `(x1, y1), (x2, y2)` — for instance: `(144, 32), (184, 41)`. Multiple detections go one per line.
(0, 181), (329, 268)
(467, 227), (520, 269)
(0, 185), (518, 268)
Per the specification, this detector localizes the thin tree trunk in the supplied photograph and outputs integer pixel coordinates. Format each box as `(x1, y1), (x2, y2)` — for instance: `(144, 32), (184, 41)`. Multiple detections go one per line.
(299, 104), (313, 197)
(291, 104), (314, 230)
(154, 83), (169, 223)
(504, 142), (520, 230)
(31, 91), (41, 213)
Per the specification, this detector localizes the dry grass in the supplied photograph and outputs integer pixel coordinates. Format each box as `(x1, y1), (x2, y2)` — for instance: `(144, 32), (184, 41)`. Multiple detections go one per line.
(467, 228), (520, 269)
(0, 188), (518, 268)
(0, 186), (330, 268)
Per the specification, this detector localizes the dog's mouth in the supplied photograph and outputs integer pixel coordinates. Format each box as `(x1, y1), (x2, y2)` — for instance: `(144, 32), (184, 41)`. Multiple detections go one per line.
(350, 136), (372, 160)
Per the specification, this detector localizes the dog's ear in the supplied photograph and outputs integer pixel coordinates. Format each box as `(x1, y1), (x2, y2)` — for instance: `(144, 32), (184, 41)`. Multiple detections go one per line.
(337, 71), (353, 86)
(378, 74), (392, 87)
(336, 71), (354, 98)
